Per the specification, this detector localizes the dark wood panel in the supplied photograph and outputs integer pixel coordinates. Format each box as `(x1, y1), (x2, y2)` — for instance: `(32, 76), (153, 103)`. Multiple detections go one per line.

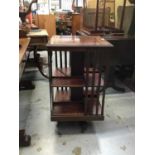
(105, 37), (135, 65)
(70, 51), (84, 100)
(53, 67), (99, 77)
(51, 75), (104, 87)
(51, 78), (85, 87)
(51, 115), (104, 121)
(52, 101), (102, 116)
(53, 68), (71, 77)
(54, 90), (70, 102)
(84, 73), (104, 87)
(52, 102), (84, 116)
(54, 89), (98, 103)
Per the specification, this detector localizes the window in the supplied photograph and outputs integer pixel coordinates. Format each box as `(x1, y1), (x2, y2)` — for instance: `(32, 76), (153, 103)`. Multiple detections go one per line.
(23, 0), (84, 14)
(61, 0), (72, 10)
(50, 0), (60, 10)
(37, 0), (49, 14)
(50, 0), (83, 11)
(78, 0), (83, 7)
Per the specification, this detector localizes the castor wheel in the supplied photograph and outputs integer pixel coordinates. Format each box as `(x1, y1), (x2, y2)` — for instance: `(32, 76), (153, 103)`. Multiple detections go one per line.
(79, 122), (88, 133)
(56, 122), (62, 136)
(56, 122), (61, 128)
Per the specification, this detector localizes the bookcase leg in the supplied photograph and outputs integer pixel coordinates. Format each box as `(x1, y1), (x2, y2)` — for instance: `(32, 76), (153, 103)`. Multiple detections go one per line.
(79, 121), (88, 133)
(55, 122), (62, 136)
(55, 122), (88, 133)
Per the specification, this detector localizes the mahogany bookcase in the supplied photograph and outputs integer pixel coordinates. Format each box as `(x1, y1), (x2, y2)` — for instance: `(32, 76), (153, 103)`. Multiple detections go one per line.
(47, 35), (113, 122)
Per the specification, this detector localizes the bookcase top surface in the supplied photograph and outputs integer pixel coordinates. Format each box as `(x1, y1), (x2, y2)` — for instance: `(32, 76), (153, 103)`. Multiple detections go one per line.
(47, 35), (113, 48)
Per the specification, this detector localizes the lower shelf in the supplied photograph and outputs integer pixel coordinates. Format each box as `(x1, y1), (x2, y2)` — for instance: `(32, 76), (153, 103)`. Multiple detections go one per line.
(54, 90), (97, 103)
(51, 115), (104, 121)
(51, 101), (103, 121)
(52, 67), (99, 77)
(51, 73), (104, 87)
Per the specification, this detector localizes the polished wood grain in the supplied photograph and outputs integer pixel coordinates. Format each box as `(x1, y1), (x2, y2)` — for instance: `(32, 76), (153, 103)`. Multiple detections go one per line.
(54, 90), (71, 103)
(53, 102), (84, 116)
(53, 67), (99, 77)
(54, 90), (98, 103)
(47, 35), (113, 48)
(53, 100), (102, 116)
(19, 38), (30, 64)
(51, 100), (103, 121)
(51, 73), (104, 87)
(51, 78), (85, 87)
(53, 68), (71, 77)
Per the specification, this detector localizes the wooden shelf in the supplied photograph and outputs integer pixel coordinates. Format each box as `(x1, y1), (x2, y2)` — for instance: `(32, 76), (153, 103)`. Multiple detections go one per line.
(53, 67), (99, 77)
(54, 90), (70, 102)
(51, 75), (104, 87)
(54, 90), (98, 103)
(51, 100), (103, 121)
(53, 91), (102, 115)
(53, 68), (71, 77)
(52, 102), (84, 116)
(51, 78), (85, 87)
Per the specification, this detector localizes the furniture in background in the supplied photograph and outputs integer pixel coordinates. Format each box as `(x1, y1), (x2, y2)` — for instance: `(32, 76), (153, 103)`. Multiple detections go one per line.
(55, 11), (81, 35)
(55, 11), (72, 35)
(26, 29), (49, 79)
(19, 38), (30, 80)
(83, 7), (111, 29)
(104, 35), (135, 91)
(27, 29), (48, 47)
(117, 5), (135, 35)
(72, 13), (81, 35)
(33, 14), (56, 37)
(82, 0), (123, 35)
(76, 3), (135, 92)
(19, 38), (31, 146)
(47, 35), (113, 126)
(19, 26), (49, 89)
